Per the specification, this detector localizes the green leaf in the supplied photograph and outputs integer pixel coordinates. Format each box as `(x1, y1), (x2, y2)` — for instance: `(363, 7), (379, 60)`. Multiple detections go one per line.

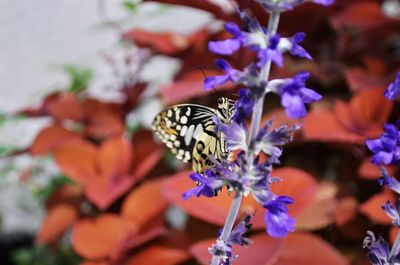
(35, 174), (75, 199)
(62, 64), (93, 93)
(12, 245), (81, 265)
(123, 0), (139, 12)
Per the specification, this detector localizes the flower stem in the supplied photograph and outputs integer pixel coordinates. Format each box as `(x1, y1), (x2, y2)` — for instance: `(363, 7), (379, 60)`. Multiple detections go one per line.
(249, 11), (281, 143)
(210, 11), (281, 265)
(390, 231), (400, 259)
(210, 192), (243, 265)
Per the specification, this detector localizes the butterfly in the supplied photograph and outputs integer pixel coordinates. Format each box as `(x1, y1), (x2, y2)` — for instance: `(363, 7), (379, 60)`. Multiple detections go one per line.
(152, 97), (235, 173)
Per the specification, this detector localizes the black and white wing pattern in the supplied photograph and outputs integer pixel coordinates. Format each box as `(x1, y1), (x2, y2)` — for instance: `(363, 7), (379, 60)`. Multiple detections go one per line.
(152, 99), (233, 173)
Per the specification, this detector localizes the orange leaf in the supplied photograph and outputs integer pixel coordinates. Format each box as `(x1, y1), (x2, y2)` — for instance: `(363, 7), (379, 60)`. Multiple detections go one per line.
(295, 182), (337, 231)
(125, 246), (189, 265)
(334, 88), (392, 138)
(190, 234), (283, 265)
(131, 130), (162, 182)
(122, 179), (168, 229)
(390, 227), (399, 244)
(360, 189), (395, 225)
(335, 196), (358, 226)
(47, 92), (84, 121)
(53, 140), (97, 184)
(303, 108), (364, 143)
(80, 262), (109, 265)
(71, 214), (138, 261)
(274, 233), (349, 265)
(86, 111), (124, 138)
(98, 137), (133, 180)
(271, 167), (318, 217)
(30, 125), (81, 156)
(36, 204), (78, 244)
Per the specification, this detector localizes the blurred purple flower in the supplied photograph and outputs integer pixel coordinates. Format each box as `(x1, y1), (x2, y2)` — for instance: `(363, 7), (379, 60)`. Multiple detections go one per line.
(226, 215), (253, 246)
(182, 171), (225, 200)
(232, 89), (255, 124)
(382, 199), (400, 227)
(257, 0), (334, 12)
(363, 231), (400, 265)
(204, 59), (242, 90)
(366, 122), (400, 166)
(221, 121), (248, 152)
(377, 168), (400, 194)
(385, 72), (400, 100)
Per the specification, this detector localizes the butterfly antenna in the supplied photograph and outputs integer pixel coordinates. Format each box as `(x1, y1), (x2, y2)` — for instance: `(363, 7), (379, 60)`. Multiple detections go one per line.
(197, 65), (218, 93)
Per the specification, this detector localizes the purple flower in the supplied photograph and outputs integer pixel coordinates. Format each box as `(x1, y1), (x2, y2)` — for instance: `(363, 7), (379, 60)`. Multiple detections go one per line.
(264, 195), (295, 237)
(227, 215), (253, 246)
(280, 32), (312, 60)
(268, 72), (322, 118)
(366, 122), (400, 166)
(382, 199), (400, 227)
(363, 231), (400, 265)
(256, 0), (334, 12)
(208, 239), (234, 265)
(182, 171), (225, 200)
(204, 59), (241, 90)
(221, 121), (248, 152)
(232, 89), (255, 124)
(385, 72), (400, 100)
(377, 168), (400, 194)
(254, 120), (300, 158)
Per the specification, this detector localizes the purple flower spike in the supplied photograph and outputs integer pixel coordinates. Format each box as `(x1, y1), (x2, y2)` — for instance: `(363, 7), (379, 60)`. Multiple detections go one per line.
(182, 171), (224, 200)
(366, 122), (400, 166)
(384, 72), (400, 100)
(264, 195), (295, 238)
(268, 72), (322, 118)
(288, 32), (312, 60)
(382, 199), (400, 227)
(204, 59), (241, 90)
(377, 168), (400, 194)
(257, 34), (284, 68)
(363, 231), (400, 265)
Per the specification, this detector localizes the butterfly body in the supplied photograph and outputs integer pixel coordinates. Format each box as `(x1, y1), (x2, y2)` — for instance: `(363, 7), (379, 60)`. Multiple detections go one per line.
(152, 98), (235, 173)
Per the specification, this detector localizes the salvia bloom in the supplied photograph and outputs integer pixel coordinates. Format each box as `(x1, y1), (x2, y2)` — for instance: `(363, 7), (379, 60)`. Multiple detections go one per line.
(366, 121), (400, 166)
(378, 168), (400, 195)
(256, 0), (334, 12)
(209, 215), (253, 265)
(382, 199), (400, 227)
(267, 71), (322, 118)
(208, 16), (311, 68)
(384, 72), (400, 100)
(363, 231), (400, 265)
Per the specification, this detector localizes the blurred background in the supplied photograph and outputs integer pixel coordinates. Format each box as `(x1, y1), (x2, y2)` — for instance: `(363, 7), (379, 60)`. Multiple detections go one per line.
(0, 0), (399, 264)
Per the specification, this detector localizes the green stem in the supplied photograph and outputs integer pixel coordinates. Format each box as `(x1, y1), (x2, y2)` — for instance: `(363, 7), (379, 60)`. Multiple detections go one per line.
(210, 11), (281, 265)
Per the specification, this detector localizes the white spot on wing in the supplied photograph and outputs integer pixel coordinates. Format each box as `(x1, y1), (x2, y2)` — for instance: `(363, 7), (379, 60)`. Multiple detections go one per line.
(184, 125), (195, 146)
(180, 116), (188, 124)
(193, 124), (203, 139)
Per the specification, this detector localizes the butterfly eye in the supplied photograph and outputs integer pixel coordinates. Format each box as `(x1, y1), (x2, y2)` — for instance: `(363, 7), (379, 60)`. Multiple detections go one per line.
(217, 98), (224, 104)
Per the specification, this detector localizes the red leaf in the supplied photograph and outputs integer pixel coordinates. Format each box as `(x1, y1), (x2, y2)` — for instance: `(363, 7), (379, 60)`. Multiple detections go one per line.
(30, 125), (81, 156)
(125, 246), (189, 265)
(274, 233), (349, 265)
(335, 196), (358, 226)
(122, 29), (191, 55)
(53, 140), (98, 184)
(80, 262), (109, 265)
(143, 0), (228, 20)
(36, 204), (78, 244)
(85, 111), (124, 138)
(47, 92), (84, 121)
(390, 227), (399, 244)
(190, 234), (283, 265)
(358, 158), (395, 180)
(334, 88), (392, 138)
(330, 2), (389, 32)
(71, 214), (138, 261)
(359, 189), (395, 225)
(271, 167), (318, 218)
(131, 130), (162, 182)
(162, 167), (317, 229)
(295, 182), (337, 231)
(303, 108), (364, 143)
(160, 70), (231, 105)
(122, 179), (168, 229)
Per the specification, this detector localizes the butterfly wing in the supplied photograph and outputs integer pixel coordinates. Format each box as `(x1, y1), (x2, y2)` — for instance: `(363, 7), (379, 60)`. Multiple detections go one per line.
(152, 104), (217, 164)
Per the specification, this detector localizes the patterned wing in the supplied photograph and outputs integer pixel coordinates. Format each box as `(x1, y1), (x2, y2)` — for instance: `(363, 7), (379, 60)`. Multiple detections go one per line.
(152, 104), (217, 164)
(192, 129), (228, 173)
